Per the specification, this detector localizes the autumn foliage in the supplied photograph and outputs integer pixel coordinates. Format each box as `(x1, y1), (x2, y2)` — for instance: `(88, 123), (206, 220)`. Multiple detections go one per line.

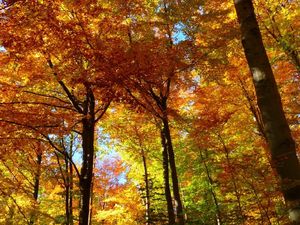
(0, 0), (299, 224)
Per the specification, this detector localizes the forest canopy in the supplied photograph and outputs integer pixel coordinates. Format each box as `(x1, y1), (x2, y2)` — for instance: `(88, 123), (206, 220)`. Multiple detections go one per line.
(0, 0), (299, 224)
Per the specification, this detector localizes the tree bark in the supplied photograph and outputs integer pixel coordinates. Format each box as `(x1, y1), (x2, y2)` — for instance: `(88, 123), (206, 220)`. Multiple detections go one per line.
(200, 150), (222, 225)
(64, 147), (71, 225)
(68, 135), (74, 225)
(47, 59), (99, 225)
(234, 0), (300, 222)
(162, 116), (185, 225)
(29, 147), (42, 225)
(141, 147), (151, 225)
(62, 134), (75, 225)
(161, 129), (176, 225)
(160, 96), (184, 224)
(33, 152), (42, 201)
(69, 150), (74, 225)
(79, 90), (96, 225)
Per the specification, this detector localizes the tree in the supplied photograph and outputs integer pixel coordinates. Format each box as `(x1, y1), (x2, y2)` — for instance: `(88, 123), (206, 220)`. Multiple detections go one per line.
(254, 0), (300, 72)
(1, 0), (300, 224)
(0, 1), (125, 224)
(233, 0), (300, 222)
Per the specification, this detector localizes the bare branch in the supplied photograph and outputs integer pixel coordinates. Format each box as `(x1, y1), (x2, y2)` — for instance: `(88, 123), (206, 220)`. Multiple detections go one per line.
(95, 99), (112, 123)
(47, 59), (84, 114)
(0, 102), (75, 111)
(23, 90), (70, 105)
(0, 119), (81, 178)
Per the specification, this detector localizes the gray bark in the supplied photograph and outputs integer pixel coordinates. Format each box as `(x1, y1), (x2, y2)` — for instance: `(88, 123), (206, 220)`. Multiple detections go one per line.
(234, 0), (300, 222)
(161, 128), (176, 225)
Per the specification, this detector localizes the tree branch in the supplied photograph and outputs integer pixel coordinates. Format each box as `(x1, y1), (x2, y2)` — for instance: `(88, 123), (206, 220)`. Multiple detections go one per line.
(95, 99), (112, 123)
(47, 59), (84, 114)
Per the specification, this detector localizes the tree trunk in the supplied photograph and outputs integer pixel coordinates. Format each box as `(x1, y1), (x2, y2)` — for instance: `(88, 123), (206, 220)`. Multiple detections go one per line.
(65, 149), (70, 225)
(162, 116), (185, 225)
(234, 0), (300, 222)
(89, 158), (96, 225)
(79, 91), (96, 225)
(200, 150), (222, 225)
(62, 134), (75, 225)
(33, 152), (42, 201)
(141, 147), (151, 225)
(29, 148), (42, 225)
(246, 180), (272, 225)
(69, 150), (74, 225)
(68, 133), (74, 225)
(161, 129), (176, 225)
(221, 139), (244, 222)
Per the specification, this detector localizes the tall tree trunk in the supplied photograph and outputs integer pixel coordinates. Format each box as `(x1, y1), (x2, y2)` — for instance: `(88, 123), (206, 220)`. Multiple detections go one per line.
(29, 147), (42, 225)
(33, 151), (42, 202)
(234, 0), (300, 222)
(221, 140), (244, 222)
(6, 205), (14, 225)
(162, 115), (185, 225)
(79, 91), (96, 225)
(161, 129), (176, 225)
(68, 133), (74, 225)
(159, 4), (185, 223)
(65, 151), (70, 225)
(69, 151), (74, 225)
(63, 134), (74, 225)
(89, 157), (96, 225)
(200, 150), (222, 225)
(47, 60), (99, 225)
(246, 180), (272, 225)
(141, 147), (151, 225)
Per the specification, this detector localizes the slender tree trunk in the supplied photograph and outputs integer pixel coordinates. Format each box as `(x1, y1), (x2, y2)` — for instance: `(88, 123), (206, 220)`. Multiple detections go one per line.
(161, 129), (176, 225)
(65, 177), (70, 225)
(224, 147), (244, 222)
(69, 151), (74, 225)
(89, 158), (96, 225)
(265, 26), (300, 72)
(65, 152), (70, 225)
(162, 115), (185, 225)
(218, 135), (244, 222)
(234, 0), (300, 222)
(246, 180), (272, 225)
(61, 134), (75, 225)
(159, 4), (185, 223)
(6, 205), (14, 225)
(136, 127), (152, 224)
(282, 44), (300, 73)
(33, 152), (42, 202)
(79, 91), (95, 225)
(200, 150), (222, 225)
(141, 148), (151, 225)
(68, 133), (74, 225)
(29, 148), (42, 225)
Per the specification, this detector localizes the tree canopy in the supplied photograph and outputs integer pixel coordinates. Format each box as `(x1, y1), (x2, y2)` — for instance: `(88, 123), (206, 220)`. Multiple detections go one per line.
(0, 0), (299, 224)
